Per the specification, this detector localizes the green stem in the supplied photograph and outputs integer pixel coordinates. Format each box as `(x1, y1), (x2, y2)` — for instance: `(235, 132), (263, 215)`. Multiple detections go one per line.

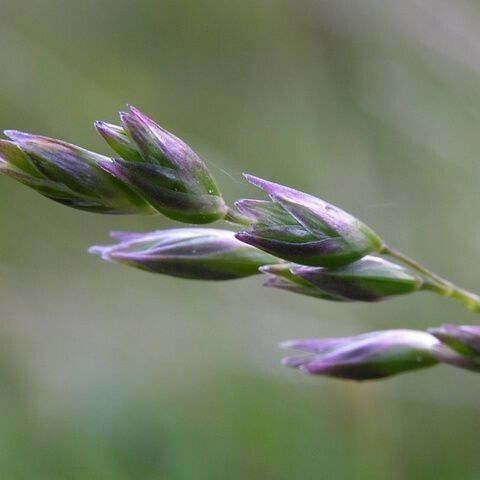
(382, 245), (480, 313)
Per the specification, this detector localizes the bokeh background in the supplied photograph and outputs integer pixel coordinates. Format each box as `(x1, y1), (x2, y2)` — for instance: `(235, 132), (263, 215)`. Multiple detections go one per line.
(1, 0), (480, 478)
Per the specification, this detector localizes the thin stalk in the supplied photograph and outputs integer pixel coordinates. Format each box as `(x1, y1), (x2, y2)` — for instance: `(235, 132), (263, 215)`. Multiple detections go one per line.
(382, 245), (480, 313)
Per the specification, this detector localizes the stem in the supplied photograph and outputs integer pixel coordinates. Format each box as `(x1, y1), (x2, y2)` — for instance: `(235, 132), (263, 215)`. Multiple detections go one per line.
(382, 245), (480, 313)
(224, 207), (251, 226)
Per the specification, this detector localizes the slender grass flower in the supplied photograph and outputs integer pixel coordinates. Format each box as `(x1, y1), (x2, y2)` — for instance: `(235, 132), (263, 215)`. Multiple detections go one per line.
(235, 174), (383, 267)
(95, 106), (228, 224)
(282, 326), (480, 380)
(287, 256), (423, 302)
(89, 228), (279, 280)
(281, 330), (441, 380)
(0, 134), (151, 214)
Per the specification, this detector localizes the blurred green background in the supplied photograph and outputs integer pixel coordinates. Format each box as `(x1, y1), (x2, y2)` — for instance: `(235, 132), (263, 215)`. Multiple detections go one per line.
(1, 0), (480, 478)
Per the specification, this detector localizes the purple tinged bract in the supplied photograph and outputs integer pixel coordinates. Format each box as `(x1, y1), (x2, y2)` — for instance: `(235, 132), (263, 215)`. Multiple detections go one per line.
(235, 175), (383, 267)
(95, 121), (144, 163)
(428, 324), (480, 357)
(95, 106), (227, 224)
(89, 228), (279, 280)
(260, 264), (344, 301)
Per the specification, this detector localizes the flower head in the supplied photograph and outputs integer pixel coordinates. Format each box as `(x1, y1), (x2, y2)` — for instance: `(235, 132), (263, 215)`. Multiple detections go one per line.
(95, 106), (227, 223)
(89, 228), (279, 280)
(288, 256), (422, 302)
(281, 330), (441, 380)
(0, 134), (150, 214)
(235, 175), (383, 267)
